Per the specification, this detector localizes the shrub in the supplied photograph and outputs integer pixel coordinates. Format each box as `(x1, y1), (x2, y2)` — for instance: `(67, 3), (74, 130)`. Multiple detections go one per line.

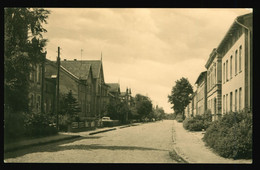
(203, 111), (252, 159)
(175, 113), (184, 122)
(4, 108), (26, 143)
(183, 111), (212, 131)
(24, 112), (57, 137)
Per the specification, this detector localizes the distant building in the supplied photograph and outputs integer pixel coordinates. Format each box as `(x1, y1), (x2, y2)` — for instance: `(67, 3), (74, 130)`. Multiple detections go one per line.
(216, 13), (252, 114)
(107, 83), (121, 101)
(195, 71), (207, 115)
(205, 48), (222, 121)
(120, 88), (132, 106)
(191, 91), (197, 116)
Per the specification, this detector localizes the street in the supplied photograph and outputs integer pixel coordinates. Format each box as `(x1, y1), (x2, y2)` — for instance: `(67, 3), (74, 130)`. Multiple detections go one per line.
(4, 120), (177, 163)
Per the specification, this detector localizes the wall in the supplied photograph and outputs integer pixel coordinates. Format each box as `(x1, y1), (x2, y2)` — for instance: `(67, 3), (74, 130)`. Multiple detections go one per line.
(222, 33), (245, 114)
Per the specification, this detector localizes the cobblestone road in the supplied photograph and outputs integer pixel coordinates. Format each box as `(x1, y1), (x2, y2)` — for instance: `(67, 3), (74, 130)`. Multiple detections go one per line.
(4, 120), (176, 163)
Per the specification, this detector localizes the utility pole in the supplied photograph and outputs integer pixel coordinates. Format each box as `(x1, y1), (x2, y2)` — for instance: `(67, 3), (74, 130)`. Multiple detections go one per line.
(41, 51), (47, 114)
(56, 47), (60, 130)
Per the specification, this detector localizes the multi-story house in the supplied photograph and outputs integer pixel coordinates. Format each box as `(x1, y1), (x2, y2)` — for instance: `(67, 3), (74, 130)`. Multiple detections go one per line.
(217, 13), (252, 114)
(192, 91), (197, 116)
(60, 59), (110, 120)
(28, 52), (47, 114)
(195, 71), (207, 115)
(205, 48), (222, 121)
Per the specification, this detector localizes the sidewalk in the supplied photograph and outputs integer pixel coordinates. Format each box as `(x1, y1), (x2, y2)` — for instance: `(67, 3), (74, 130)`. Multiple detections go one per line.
(172, 120), (252, 164)
(4, 123), (141, 153)
(4, 134), (81, 152)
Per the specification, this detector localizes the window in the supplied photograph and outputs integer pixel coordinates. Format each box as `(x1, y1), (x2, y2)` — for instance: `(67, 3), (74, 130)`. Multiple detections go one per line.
(235, 50), (238, 74)
(235, 89), (238, 112)
(223, 95), (226, 114)
(226, 60), (228, 81)
(226, 94), (228, 113)
(230, 92), (233, 112)
(230, 55), (232, 79)
(239, 88), (242, 111)
(223, 63), (226, 83)
(239, 45), (242, 72)
(36, 65), (40, 83)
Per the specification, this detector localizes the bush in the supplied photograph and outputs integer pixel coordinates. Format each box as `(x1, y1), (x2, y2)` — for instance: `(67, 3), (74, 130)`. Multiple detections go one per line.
(4, 108), (26, 143)
(203, 111), (252, 159)
(183, 111), (212, 131)
(175, 113), (184, 122)
(24, 112), (57, 137)
(183, 116), (204, 131)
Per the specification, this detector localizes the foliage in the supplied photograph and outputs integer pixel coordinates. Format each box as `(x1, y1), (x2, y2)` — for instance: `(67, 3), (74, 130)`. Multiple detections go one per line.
(4, 107), (26, 142)
(203, 111), (252, 159)
(24, 112), (57, 137)
(183, 110), (212, 131)
(4, 8), (50, 112)
(168, 77), (193, 117)
(59, 90), (81, 122)
(175, 113), (184, 122)
(152, 106), (166, 120)
(134, 94), (153, 120)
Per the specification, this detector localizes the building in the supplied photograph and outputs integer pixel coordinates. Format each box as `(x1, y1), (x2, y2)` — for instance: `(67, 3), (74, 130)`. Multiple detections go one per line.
(195, 71), (207, 115)
(191, 91), (197, 116)
(107, 83), (121, 101)
(217, 13), (252, 114)
(60, 59), (110, 120)
(205, 48), (222, 121)
(45, 59), (94, 121)
(120, 88), (132, 106)
(28, 52), (47, 114)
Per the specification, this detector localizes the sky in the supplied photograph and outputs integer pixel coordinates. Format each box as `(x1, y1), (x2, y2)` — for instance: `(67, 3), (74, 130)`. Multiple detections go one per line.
(43, 8), (252, 113)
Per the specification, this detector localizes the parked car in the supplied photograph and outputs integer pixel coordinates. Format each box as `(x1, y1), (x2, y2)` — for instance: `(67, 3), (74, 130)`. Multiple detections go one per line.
(101, 117), (120, 127)
(101, 117), (112, 122)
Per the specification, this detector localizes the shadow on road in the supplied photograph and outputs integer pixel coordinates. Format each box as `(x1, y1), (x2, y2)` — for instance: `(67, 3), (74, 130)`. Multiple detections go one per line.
(4, 135), (167, 160)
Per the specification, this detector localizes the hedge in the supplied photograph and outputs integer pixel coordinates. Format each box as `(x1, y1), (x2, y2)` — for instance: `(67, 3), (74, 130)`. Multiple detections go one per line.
(203, 111), (252, 159)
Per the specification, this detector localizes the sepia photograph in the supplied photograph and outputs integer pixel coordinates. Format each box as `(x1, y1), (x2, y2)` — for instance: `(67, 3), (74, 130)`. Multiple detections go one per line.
(4, 7), (253, 164)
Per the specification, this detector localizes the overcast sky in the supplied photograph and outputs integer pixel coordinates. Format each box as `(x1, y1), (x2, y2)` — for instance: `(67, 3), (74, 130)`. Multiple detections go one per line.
(43, 8), (252, 113)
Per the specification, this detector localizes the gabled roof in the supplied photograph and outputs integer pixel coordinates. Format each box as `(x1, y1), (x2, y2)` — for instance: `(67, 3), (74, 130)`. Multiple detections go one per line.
(195, 71), (207, 85)
(107, 83), (120, 93)
(61, 60), (102, 80)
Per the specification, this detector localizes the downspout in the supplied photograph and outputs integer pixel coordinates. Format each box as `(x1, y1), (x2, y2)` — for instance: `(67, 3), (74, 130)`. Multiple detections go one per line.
(235, 18), (252, 112)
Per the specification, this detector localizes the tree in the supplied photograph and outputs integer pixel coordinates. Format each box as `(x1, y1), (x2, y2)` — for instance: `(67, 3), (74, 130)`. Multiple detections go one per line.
(60, 91), (81, 120)
(168, 77), (193, 119)
(4, 8), (50, 112)
(134, 94), (153, 120)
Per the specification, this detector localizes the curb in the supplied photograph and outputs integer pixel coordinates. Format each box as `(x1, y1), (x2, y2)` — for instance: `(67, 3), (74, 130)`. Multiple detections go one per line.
(4, 135), (81, 153)
(88, 128), (117, 135)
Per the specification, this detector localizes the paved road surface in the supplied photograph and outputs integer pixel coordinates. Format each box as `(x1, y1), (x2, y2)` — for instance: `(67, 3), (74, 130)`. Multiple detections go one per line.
(4, 120), (176, 163)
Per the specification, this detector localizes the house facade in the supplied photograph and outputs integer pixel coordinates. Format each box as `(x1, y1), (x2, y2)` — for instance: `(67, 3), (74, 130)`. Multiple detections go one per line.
(205, 48), (222, 121)
(217, 13), (252, 114)
(195, 71), (207, 115)
(60, 60), (110, 121)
